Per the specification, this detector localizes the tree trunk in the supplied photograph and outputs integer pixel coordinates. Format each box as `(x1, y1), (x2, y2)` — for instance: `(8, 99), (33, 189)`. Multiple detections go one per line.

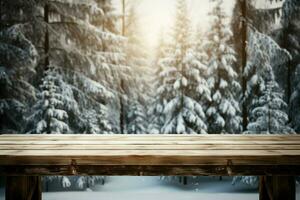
(119, 80), (125, 134)
(0, 0), (2, 30)
(44, 4), (50, 68)
(241, 0), (248, 131)
(282, 27), (293, 123)
(119, 0), (126, 134)
(122, 0), (126, 36)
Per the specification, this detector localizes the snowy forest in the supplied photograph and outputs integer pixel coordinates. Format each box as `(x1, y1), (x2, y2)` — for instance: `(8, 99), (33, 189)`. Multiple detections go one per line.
(0, 0), (300, 196)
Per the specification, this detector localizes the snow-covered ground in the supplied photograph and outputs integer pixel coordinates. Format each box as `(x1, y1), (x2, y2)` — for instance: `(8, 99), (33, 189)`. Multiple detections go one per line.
(0, 176), (299, 200)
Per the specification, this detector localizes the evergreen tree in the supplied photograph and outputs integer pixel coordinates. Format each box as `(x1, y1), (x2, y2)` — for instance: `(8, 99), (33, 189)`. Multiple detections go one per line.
(194, 27), (209, 67)
(1, 0), (119, 135)
(290, 66), (300, 132)
(148, 33), (169, 134)
(127, 98), (147, 134)
(205, 0), (241, 134)
(233, 68), (293, 187)
(27, 67), (75, 134)
(12, 0), (121, 188)
(233, 29), (293, 187)
(0, 0), (41, 134)
(44, 0), (124, 188)
(158, 0), (209, 134)
(0, 0), (40, 30)
(231, 0), (285, 130)
(124, 4), (149, 134)
(26, 66), (79, 188)
(193, 26), (211, 108)
(276, 0), (300, 131)
(231, 0), (285, 70)
(82, 109), (112, 134)
(0, 25), (38, 133)
(247, 70), (293, 134)
(244, 30), (291, 119)
(40, 0), (125, 134)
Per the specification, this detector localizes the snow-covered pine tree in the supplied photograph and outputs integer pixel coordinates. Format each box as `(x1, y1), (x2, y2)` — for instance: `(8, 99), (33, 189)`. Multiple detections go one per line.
(193, 26), (211, 108)
(247, 69), (293, 134)
(82, 109), (111, 135)
(244, 30), (291, 117)
(148, 33), (169, 134)
(0, 0), (39, 30)
(48, 0), (127, 187)
(233, 29), (293, 187)
(127, 99), (147, 134)
(281, 0), (300, 21)
(124, 3), (149, 134)
(26, 66), (80, 188)
(27, 67), (75, 134)
(231, 0), (284, 61)
(0, 0), (41, 134)
(194, 27), (209, 66)
(157, 0), (209, 135)
(232, 0), (284, 35)
(290, 66), (300, 132)
(2, 0), (144, 189)
(0, 25), (38, 134)
(231, 0), (285, 130)
(276, 0), (300, 131)
(20, 0), (121, 189)
(233, 67), (293, 187)
(41, 0), (124, 134)
(205, 0), (241, 134)
(1, 0), (116, 135)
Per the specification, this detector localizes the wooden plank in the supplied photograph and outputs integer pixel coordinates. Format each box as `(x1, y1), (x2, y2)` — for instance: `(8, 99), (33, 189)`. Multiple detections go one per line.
(1, 135), (300, 147)
(1, 165), (300, 176)
(1, 154), (300, 166)
(0, 144), (300, 150)
(1, 140), (300, 145)
(0, 135), (300, 176)
(5, 176), (41, 200)
(1, 149), (300, 156)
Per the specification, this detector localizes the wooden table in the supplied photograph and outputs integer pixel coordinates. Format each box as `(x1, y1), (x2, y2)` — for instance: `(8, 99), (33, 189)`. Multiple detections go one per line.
(0, 134), (299, 200)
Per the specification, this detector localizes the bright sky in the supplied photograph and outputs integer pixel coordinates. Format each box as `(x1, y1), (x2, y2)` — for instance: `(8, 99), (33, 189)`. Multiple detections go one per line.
(113, 0), (235, 49)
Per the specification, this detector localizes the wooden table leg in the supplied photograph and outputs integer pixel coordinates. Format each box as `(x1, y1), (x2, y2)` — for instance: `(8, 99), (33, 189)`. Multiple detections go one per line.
(259, 176), (267, 200)
(259, 176), (295, 200)
(6, 176), (41, 200)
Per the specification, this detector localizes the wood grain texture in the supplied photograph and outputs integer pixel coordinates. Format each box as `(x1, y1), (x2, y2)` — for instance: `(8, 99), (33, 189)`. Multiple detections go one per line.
(1, 144), (300, 150)
(0, 134), (300, 176)
(1, 165), (300, 176)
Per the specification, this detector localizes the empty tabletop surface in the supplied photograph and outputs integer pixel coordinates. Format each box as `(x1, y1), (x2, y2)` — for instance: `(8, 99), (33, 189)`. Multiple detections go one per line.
(0, 134), (300, 166)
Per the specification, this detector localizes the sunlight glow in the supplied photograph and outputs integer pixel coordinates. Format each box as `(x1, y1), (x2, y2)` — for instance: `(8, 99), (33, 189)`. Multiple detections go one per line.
(113, 0), (235, 49)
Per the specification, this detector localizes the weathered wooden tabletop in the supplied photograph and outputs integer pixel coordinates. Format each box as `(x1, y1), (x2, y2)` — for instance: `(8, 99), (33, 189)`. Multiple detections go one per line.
(0, 134), (300, 176)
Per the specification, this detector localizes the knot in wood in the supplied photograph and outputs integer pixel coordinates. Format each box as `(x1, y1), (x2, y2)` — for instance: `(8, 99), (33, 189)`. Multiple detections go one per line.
(226, 160), (233, 176)
(70, 159), (78, 175)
